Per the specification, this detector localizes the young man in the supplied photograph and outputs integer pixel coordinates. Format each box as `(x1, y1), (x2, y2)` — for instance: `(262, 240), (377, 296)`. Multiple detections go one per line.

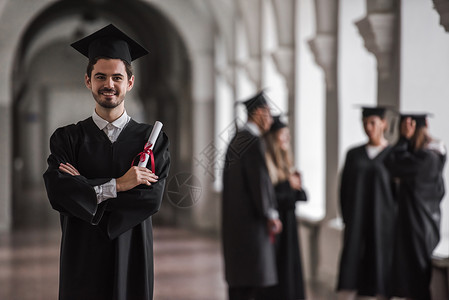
(337, 107), (396, 300)
(43, 24), (170, 300)
(221, 91), (282, 300)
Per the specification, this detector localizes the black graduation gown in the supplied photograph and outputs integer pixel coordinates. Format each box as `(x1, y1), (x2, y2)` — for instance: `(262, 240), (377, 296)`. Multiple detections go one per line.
(256, 181), (307, 300)
(222, 129), (278, 287)
(385, 137), (446, 300)
(337, 144), (396, 297)
(43, 117), (170, 300)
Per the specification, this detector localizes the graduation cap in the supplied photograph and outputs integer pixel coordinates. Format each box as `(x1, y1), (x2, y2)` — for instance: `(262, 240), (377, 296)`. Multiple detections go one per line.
(270, 115), (288, 132)
(70, 24), (149, 64)
(400, 113), (431, 128)
(360, 106), (388, 119)
(237, 91), (270, 114)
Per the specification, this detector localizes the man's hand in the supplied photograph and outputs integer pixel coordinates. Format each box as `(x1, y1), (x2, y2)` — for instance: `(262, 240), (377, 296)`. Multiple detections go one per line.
(59, 163), (80, 176)
(267, 218), (282, 235)
(116, 166), (158, 192)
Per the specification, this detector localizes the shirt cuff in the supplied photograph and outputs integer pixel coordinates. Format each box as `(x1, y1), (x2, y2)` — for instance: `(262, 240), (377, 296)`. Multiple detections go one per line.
(267, 208), (279, 220)
(93, 179), (117, 204)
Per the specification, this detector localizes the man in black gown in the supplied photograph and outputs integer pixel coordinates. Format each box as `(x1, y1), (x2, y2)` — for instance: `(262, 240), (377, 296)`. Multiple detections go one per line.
(222, 92), (282, 300)
(43, 24), (170, 300)
(337, 107), (396, 300)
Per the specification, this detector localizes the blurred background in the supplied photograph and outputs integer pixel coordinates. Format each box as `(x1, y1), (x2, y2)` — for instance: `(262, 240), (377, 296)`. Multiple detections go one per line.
(0, 0), (448, 299)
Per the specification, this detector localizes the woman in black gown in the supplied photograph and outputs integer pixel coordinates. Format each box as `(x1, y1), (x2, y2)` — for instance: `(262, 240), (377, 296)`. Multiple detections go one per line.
(385, 114), (446, 300)
(259, 116), (307, 300)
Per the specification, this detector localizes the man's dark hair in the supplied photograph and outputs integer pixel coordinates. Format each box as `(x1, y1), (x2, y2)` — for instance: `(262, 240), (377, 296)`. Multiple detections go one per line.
(86, 57), (133, 79)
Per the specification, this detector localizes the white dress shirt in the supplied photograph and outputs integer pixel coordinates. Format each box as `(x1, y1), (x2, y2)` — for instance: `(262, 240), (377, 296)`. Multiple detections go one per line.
(92, 110), (131, 203)
(245, 121), (262, 137)
(365, 144), (385, 159)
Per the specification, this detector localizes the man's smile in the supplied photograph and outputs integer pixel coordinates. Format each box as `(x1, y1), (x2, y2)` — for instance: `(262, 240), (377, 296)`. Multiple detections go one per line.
(99, 89), (117, 96)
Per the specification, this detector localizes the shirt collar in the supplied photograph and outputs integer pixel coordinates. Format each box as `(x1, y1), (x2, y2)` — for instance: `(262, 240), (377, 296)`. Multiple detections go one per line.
(245, 121), (262, 137)
(92, 109), (130, 131)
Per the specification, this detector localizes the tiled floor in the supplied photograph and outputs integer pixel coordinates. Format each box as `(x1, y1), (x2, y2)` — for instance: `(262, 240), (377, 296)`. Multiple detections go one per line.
(153, 227), (227, 300)
(0, 226), (227, 300)
(2, 185), (446, 299)
(0, 184), (335, 300)
(0, 224), (339, 300)
(0, 228), (60, 300)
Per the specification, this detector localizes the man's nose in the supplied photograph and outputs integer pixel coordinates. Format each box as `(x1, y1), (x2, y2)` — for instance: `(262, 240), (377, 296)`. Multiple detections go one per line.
(105, 77), (114, 88)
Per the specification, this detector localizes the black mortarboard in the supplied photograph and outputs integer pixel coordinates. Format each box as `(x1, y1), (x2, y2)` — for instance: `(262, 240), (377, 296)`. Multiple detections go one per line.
(400, 113), (430, 128)
(361, 106), (387, 118)
(239, 91), (269, 114)
(270, 115), (287, 132)
(70, 24), (149, 64)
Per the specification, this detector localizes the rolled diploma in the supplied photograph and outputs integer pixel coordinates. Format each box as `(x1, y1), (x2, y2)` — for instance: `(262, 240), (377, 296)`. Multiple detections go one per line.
(138, 121), (163, 168)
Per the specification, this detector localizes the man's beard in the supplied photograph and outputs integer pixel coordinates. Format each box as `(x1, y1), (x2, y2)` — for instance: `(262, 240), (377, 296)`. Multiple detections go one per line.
(93, 88), (124, 109)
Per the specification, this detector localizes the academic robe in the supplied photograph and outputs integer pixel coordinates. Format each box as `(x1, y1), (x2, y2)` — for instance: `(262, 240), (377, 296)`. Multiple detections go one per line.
(43, 117), (170, 300)
(222, 129), (278, 288)
(337, 144), (396, 297)
(385, 137), (446, 300)
(256, 181), (307, 300)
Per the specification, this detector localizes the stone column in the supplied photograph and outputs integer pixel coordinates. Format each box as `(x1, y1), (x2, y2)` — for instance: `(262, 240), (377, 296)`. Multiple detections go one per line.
(237, 0), (264, 89)
(0, 0), (57, 233)
(304, 0), (340, 283)
(355, 0), (400, 109)
(433, 0), (449, 32)
(0, 104), (12, 232)
(270, 0), (297, 150)
(308, 0), (339, 221)
(230, 5), (245, 120)
(210, 0), (240, 106)
(190, 52), (218, 232)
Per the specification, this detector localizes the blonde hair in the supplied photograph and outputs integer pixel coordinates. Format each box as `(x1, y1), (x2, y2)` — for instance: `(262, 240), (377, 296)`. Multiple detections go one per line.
(411, 126), (432, 151)
(264, 128), (294, 184)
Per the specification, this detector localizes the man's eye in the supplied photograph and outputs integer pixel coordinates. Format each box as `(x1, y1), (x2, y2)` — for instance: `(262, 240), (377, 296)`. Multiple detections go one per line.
(96, 76), (105, 80)
(113, 77), (123, 81)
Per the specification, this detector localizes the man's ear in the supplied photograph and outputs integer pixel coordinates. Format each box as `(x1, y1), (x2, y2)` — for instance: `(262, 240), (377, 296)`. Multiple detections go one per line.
(127, 75), (135, 91)
(85, 74), (92, 90)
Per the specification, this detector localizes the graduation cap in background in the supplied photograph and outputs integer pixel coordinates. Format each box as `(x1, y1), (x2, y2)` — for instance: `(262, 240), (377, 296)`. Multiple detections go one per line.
(355, 105), (399, 135)
(270, 115), (288, 132)
(400, 113), (432, 129)
(236, 91), (270, 114)
(70, 24), (149, 64)
(360, 106), (388, 119)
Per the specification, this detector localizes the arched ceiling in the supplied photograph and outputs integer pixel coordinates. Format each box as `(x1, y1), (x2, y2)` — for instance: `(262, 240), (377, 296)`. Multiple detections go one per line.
(13, 0), (191, 106)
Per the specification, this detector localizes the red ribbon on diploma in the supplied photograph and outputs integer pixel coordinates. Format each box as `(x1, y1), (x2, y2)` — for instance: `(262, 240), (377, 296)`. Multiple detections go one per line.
(132, 143), (155, 173)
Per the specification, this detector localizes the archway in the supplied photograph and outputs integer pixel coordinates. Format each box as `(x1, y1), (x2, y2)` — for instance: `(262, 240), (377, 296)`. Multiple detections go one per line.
(11, 0), (192, 229)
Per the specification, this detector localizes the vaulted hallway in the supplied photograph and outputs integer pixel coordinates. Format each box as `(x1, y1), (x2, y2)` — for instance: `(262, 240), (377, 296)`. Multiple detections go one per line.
(1, 0), (449, 299)
(0, 226), (227, 300)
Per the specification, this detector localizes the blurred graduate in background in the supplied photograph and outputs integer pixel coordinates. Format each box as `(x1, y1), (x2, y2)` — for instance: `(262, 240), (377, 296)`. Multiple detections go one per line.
(337, 107), (396, 300)
(259, 115), (307, 300)
(222, 92), (282, 300)
(385, 114), (446, 300)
